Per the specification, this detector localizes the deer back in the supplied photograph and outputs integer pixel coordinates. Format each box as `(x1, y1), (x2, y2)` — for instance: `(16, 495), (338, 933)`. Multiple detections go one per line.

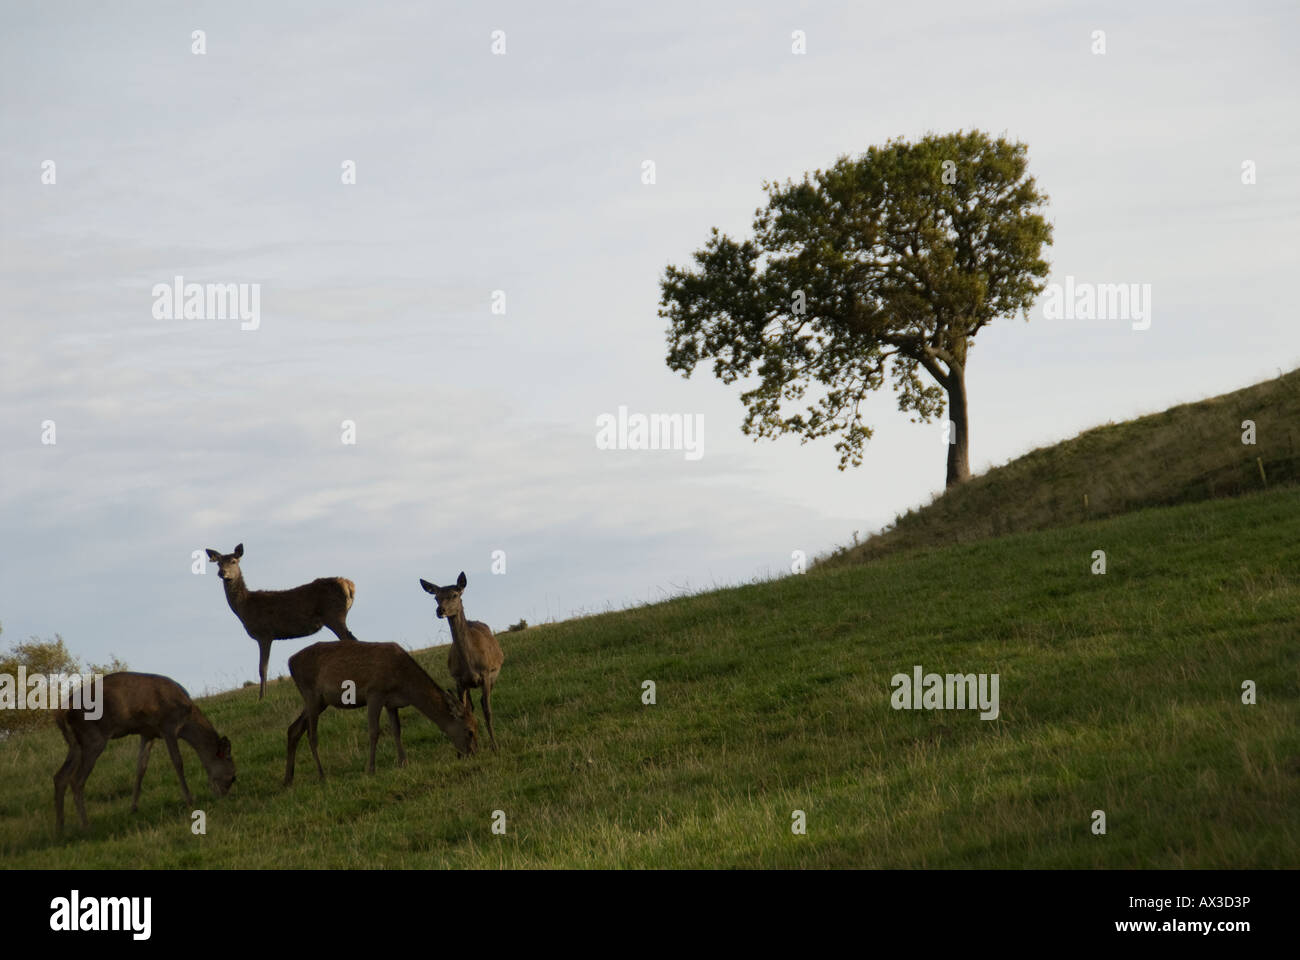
(62, 673), (193, 741)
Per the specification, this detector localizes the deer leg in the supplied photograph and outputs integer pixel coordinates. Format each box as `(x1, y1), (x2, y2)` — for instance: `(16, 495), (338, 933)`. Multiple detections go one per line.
(131, 737), (155, 812)
(163, 732), (194, 807)
(387, 707), (406, 767)
(285, 711), (308, 786)
(307, 706), (326, 781)
(458, 682), (474, 719)
(366, 700), (382, 774)
(256, 637), (273, 700)
(54, 743), (81, 835)
(71, 736), (107, 829)
(326, 620), (358, 643)
(481, 679), (498, 751)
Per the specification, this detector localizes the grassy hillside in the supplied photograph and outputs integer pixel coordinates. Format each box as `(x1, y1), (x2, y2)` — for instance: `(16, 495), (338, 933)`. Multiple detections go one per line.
(2, 485), (1297, 868)
(820, 368), (1300, 568)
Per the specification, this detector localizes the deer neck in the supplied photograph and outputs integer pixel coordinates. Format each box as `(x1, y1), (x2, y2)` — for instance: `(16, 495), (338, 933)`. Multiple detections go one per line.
(446, 610), (472, 649)
(409, 673), (458, 735)
(179, 711), (220, 766)
(222, 572), (250, 616)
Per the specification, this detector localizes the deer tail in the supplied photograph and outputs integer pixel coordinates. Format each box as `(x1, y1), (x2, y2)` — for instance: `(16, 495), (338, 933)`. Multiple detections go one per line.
(339, 578), (356, 610)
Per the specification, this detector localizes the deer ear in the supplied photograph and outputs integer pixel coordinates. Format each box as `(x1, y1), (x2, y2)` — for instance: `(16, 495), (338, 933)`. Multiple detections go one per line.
(419, 579), (438, 594)
(206, 549), (221, 562)
(233, 543), (244, 558)
(456, 571), (467, 589)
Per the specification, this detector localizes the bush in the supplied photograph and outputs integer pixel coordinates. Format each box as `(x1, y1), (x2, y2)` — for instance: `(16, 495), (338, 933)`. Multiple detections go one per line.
(0, 623), (127, 737)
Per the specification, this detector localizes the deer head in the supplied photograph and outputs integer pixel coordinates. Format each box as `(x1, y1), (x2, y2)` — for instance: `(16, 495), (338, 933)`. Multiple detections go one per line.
(419, 571), (468, 619)
(209, 736), (237, 795)
(444, 690), (479, 756)
(205, 543), (244, 581)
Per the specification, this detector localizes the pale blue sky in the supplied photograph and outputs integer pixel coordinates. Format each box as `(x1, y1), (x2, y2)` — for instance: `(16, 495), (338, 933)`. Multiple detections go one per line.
(2, 0), (1296, 693)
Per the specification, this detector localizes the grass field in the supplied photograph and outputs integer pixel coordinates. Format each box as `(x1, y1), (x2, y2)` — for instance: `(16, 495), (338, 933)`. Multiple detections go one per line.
(2, 484), (1296, 868)
(820, 367), (1300, 567)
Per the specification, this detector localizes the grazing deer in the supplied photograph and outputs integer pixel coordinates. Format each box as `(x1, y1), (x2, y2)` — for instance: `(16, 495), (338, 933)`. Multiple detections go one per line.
(419, 572), (504, 750)
(54, 672), (235, 834)
(283, 640), (477, 785)
(205, 543), (358, 700)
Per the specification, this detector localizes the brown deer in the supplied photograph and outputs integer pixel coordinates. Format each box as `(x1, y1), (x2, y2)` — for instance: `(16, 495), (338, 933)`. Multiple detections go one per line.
(205, 543), (358, 700)
(283, 640), (477, 785)
(54, 672), (235, 834)
(419, 572), (504, 750)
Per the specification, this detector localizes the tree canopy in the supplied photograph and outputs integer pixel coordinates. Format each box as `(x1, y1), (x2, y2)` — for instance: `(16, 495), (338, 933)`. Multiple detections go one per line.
(660, 130), (1053, 487)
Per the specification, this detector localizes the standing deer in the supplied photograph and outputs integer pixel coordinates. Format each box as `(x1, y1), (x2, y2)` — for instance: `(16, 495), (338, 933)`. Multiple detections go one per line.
(205, 543), (358, 700)
(284, 639), (477, 785)
(54, 672), (235, 834)
(419, 572), (504, 750)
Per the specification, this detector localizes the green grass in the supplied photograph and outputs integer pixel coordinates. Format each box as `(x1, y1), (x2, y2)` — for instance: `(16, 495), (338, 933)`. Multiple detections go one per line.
(819, 367), (1300, 567)
(2, 485), (1297, 867)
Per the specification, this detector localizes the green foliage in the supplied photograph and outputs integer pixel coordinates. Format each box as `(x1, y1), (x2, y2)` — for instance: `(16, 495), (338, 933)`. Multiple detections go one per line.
(661, 130), (1052, 473)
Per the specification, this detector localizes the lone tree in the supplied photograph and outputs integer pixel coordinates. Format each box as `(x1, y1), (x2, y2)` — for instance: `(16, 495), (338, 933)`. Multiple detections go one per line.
(660, 130), (1052, 488)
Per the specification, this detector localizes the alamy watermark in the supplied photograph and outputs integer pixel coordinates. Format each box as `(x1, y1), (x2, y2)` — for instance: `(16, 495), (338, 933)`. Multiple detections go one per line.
(152, 275), (260, 330)
(595, 406), (704, 460)
(890, 665), (999, 720)
(1041, 275), (1151, 330)
(50, 890), (151, 940)
(0, 669), (103, 719)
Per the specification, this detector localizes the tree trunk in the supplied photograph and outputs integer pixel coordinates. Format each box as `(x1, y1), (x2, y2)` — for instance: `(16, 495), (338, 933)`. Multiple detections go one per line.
(945, 365), (970, 488)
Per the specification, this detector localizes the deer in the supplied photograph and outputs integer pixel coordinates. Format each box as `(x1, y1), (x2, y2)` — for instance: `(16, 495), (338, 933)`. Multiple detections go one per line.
(283, 639), (478, 785)
(54, 672), (235, 835)
(419, 572), (504, 750)
(205, 543), (358, 700)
